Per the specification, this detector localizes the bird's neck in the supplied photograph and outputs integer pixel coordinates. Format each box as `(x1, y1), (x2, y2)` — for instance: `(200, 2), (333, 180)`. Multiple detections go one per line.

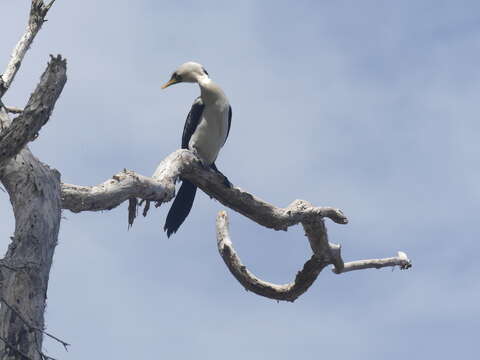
(197, 76), (226, 104)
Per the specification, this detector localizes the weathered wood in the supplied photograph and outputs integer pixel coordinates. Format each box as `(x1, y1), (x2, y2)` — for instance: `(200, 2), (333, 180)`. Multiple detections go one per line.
(61, 149), (411, 303)
(216, 210), (411, 302)
(216, 211), (330, 302)
(0, 0), (56, 99)
(61, 149), (348, 229)
(333, 251), (412, 274)
(0, 106), (62, 360)
(0, 55), (67, 167)
(0, 52), (65, 360)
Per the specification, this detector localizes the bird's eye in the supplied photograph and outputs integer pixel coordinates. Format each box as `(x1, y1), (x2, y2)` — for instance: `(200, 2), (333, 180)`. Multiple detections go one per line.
(173, 73), (182, 81)
(202, 67), (209, 76)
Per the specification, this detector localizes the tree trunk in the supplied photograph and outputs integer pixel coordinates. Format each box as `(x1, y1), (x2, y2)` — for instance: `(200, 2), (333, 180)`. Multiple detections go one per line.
(0, 108), (61, 360)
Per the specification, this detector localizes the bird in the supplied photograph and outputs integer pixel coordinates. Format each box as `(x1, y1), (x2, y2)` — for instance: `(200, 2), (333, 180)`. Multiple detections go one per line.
(161, 62), (232, 237)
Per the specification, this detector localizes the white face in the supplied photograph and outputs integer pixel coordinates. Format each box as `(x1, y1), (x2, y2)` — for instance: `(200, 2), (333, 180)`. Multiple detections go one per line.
(162, 61), (210, 89)
(174, 62), (209, 83)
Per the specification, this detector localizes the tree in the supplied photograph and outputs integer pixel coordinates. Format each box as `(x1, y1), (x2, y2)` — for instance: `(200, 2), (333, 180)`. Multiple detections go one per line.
(0, 2), (411, 359)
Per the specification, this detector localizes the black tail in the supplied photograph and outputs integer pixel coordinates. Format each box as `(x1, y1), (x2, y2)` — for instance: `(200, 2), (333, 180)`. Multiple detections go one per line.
(164, 180), (197, 237)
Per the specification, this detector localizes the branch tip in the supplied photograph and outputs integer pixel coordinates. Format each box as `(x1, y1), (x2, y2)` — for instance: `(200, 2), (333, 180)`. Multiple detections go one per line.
(46, 0), (57, 10)
(397, 251), (412, 269)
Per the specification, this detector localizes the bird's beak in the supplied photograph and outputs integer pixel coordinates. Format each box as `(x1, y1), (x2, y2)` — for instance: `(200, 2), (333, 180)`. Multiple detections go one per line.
(161, 78), (179, 89)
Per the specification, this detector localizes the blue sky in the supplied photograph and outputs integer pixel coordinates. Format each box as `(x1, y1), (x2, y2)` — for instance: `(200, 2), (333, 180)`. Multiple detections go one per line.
(1, 1), (479, 359)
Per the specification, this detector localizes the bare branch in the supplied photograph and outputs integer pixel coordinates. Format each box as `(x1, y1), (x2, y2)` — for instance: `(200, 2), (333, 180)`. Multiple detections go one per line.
(61, 150), (348, 230)
(0, 297), (70, 351)
(177, 153), (348, 229)
(0, 55), (67, 166)
(62, 168), (176, 214)
(216, 211), (330, 302)
(0, 0), (57, 99)
(216, 211), (411, 301)
(332, 251), (412, 274)
(62, 149), (410, 302)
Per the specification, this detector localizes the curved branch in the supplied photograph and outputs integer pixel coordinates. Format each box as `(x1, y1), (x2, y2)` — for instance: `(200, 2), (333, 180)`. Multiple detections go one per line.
(0, 0), (56, 99)
(62, 149), (411, 302)
(0, 55), (67, 166)
(216, 211), (330, 302)
(216, 211), (412, 301)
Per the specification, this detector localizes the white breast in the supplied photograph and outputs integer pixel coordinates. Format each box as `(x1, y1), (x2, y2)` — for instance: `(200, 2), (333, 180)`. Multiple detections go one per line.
(189, 100), (229, 165)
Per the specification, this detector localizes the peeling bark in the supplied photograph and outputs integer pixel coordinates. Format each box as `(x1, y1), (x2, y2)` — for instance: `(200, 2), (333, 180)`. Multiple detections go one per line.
(0, 55), (67, 167)
(0, 8), (65, 354)
(0, 107), (62, 360)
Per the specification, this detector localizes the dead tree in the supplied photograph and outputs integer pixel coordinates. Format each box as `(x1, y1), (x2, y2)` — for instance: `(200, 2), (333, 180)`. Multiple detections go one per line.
(0, 1), (411, 359)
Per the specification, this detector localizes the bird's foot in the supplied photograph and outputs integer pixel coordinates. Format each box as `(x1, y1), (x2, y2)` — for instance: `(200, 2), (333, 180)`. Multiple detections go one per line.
(222, 175), (233, 188)
(210, 163), (233, 188)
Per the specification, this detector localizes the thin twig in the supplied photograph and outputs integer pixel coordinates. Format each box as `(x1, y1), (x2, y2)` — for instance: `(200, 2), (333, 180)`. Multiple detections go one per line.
(0, 335), (34, 360)
(0, 297), (70, 351)
(34, 331), (59, 360)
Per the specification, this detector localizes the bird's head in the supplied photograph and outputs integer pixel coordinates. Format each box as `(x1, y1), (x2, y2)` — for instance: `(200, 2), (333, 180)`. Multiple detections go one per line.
(162, 62), (209, 89)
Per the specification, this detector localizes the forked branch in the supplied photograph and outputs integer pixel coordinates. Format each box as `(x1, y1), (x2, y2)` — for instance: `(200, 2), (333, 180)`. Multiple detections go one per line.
(61, 149), (411, 302)
(216, 211), (411, 302)
(61, 150), (348, 228)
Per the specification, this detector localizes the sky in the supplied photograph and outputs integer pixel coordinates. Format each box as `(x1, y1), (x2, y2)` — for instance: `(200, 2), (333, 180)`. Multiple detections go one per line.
(1, 0), (479, 359)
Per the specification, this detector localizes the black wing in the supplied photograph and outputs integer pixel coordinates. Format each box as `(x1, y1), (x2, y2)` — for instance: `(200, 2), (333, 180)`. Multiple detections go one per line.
(181, 97), (205, 149)
(225, 105), (232, 144)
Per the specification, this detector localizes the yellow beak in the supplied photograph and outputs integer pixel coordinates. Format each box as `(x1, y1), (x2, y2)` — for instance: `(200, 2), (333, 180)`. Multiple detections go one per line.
(161, 78), (179, 89)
